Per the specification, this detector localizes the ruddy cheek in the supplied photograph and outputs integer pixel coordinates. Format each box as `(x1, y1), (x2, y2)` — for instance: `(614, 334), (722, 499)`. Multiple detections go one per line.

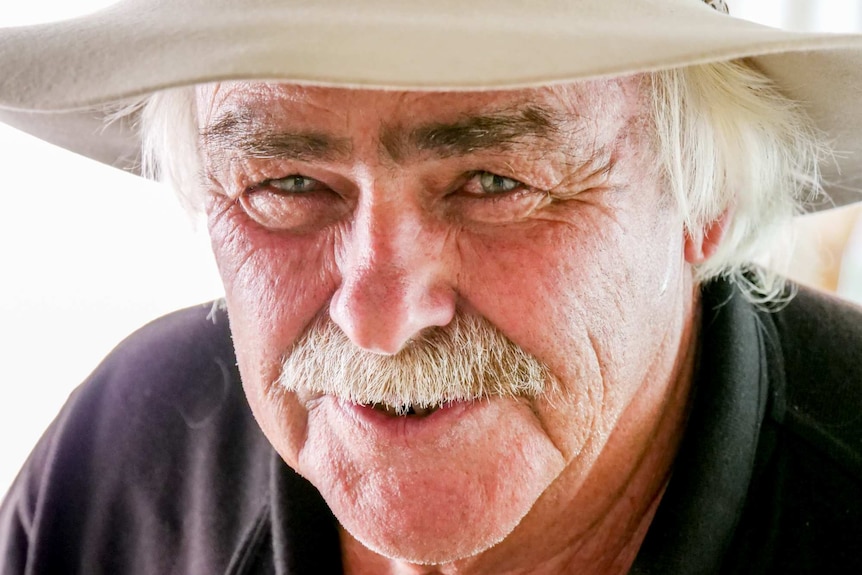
(211, 223), (343, 471)
(216, 212), (337, 320)
(208, 207), (342, 393)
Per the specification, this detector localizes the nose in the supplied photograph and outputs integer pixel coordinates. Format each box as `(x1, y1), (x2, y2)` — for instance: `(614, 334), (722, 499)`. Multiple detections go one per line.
(329, 198), (457, 355)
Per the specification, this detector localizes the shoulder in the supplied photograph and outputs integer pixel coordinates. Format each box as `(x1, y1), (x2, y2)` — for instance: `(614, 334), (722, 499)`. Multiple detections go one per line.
(735, 286), (862, 573)
(0, 303), (274, 574)
(93, 300), (234, 390)
(764, 286), (862, 477)
(51, 301), (252, 461)
(79, 301), (240, 429)
(770, 285), (862, 386)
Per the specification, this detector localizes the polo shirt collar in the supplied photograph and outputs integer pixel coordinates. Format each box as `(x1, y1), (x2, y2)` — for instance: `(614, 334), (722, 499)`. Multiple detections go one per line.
(632, 279), (771, 573)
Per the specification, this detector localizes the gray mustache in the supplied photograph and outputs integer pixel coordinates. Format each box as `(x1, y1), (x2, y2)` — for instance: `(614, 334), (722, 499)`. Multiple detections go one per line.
(278, 313), (553, 414)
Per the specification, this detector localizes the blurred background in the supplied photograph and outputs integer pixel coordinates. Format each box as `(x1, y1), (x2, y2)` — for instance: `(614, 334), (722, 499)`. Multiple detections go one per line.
(1, 0), (862, 496)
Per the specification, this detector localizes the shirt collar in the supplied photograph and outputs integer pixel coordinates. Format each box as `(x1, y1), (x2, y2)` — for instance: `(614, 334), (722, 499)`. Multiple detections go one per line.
(632, 278), (771, 573)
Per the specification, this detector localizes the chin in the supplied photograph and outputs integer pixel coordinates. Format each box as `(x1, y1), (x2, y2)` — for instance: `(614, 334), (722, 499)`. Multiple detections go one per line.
(343, 504), (521, 566)
(311, 429), (560, 566)
(290, 396), (569, 566)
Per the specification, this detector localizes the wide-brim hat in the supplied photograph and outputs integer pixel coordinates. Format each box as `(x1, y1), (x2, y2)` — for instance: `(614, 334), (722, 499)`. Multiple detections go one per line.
(2, 0), (862, 208)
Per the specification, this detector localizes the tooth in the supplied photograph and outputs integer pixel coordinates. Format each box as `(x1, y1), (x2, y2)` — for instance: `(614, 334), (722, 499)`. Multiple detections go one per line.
(368, 402), (441, 417)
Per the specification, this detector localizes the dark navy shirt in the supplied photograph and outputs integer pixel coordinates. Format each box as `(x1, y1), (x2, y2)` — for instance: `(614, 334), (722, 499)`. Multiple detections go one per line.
(2, 279), (861, 574)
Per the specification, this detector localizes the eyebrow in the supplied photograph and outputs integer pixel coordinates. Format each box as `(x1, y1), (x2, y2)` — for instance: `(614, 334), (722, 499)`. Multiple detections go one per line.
(382, 105), (566, 161)
(200, 109), (353, 162)
(200, 104), (568, 164)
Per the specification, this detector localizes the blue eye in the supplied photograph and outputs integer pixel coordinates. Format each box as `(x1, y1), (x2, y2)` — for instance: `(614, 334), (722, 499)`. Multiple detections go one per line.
(239, 173), (347, 231)
(267, 175), (322, 193)
(478, 172), (522, 194)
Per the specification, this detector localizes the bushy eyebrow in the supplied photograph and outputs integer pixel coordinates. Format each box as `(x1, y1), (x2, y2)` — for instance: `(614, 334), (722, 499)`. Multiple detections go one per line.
(200, 104), (568, 164)
(200, 109), (353, 162)
(383, 105), (566, 161)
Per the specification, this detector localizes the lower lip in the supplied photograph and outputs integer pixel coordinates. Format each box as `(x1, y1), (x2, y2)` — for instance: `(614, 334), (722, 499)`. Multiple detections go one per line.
(334, 397), (478, 439)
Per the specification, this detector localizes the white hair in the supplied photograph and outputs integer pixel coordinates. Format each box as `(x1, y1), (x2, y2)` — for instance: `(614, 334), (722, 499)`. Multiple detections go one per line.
(130, 59), (827, 300)
(647, 60), (827, 300)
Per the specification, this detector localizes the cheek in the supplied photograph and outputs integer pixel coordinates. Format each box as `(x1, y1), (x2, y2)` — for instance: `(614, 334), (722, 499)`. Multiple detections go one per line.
(458, 206), (672, 354)
(206, 200), (340, 454)
(455, 202), (685, 455)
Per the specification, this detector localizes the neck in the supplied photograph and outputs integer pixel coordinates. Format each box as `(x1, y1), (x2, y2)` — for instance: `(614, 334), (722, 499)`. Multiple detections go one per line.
(342, 295), (702, 575)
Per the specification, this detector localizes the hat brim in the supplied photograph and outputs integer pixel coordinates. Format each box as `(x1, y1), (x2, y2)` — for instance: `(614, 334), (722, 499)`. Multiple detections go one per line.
(2, 0), (862, 208)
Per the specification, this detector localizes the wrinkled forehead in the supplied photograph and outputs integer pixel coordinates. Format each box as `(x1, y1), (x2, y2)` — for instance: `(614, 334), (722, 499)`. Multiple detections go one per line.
(195, 78), (647, 153)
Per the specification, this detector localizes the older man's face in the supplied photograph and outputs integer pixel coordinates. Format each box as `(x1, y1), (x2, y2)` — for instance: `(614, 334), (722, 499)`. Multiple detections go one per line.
(198, 80), (698, 564)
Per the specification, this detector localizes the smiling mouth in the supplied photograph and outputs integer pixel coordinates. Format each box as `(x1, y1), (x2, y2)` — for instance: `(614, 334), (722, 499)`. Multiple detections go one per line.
(369, 402), (441, 417)
(339, 398), (481, 436)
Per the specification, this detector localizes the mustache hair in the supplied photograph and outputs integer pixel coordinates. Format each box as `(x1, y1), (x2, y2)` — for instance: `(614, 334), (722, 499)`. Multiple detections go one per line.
(278, 313), (554, 415)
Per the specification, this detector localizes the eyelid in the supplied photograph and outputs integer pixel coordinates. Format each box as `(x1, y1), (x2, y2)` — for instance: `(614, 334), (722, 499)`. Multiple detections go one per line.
(478, 171), (523, 194)
(462, 170), (530, 197)
(236, 174), (351, 231)
(269, 175), (323, 192)
(227, 157), (337, 196)
(245, 174), (330, 198)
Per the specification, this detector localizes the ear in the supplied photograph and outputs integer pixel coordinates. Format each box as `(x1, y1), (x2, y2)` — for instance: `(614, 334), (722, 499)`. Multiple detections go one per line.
(684, 210), (732, 264)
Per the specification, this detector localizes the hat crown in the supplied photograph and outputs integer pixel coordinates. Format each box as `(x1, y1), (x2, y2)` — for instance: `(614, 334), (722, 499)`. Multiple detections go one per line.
(1, 0), (861, 209)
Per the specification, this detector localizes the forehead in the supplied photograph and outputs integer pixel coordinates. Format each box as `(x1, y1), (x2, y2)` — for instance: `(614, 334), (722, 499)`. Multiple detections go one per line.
(196, 78), (645, 142)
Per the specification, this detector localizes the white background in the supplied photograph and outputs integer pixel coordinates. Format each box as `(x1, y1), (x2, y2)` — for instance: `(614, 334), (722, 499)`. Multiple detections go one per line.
(1, 1), (862, 497)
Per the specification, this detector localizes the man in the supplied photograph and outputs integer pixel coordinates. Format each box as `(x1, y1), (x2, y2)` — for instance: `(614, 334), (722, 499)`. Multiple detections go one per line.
(1, 0), (861, 573)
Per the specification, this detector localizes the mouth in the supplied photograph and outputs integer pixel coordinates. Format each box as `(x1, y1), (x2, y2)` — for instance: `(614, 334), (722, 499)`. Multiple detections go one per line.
(331, 397), (488, 443)
(369, 402), (441, 417)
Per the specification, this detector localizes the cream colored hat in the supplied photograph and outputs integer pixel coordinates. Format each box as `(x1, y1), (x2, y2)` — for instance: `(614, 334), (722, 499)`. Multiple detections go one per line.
(1, 0), (862, 207)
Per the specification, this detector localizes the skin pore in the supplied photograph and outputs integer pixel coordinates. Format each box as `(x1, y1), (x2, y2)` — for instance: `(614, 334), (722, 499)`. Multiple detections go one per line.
(197, 78), (714, 574)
